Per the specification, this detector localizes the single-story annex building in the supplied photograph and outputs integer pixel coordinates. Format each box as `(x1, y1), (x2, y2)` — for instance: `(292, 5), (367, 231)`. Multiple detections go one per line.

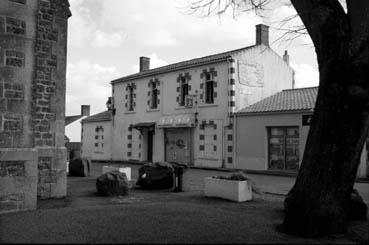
(234, 86), (369, 178)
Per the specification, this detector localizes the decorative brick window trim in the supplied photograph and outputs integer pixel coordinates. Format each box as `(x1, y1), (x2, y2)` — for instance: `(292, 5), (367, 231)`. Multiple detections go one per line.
(200, 68), (218, 104)
(176, 73), (191, 106)
(148, 78), (160, 109)
(125, 83), (136, 112)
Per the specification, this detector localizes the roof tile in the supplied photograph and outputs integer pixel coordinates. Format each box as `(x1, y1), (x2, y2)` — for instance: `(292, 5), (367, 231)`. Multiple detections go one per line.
(238, 87), (318, 114)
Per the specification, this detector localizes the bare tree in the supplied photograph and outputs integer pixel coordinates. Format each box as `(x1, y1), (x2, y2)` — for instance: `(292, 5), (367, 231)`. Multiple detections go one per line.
(187, 0), (369, 237)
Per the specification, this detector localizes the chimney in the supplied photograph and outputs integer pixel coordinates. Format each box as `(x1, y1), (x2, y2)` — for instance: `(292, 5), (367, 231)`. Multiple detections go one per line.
(283, 50), (290, 65)
(139, 56), (150, 72)
(255, 24), (269, 46)
(81, 105), (90, 116)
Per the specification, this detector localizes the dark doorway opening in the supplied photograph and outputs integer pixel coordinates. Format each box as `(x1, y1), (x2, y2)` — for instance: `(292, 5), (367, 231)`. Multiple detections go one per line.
(147, 130), (154, 162)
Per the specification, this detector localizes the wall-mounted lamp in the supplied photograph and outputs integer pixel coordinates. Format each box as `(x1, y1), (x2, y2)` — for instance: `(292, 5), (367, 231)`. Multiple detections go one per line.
(106, 97), (116, 115)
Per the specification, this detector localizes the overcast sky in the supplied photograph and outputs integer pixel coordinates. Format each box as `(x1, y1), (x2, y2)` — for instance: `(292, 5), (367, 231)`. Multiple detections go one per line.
(65, 0), (319, 141)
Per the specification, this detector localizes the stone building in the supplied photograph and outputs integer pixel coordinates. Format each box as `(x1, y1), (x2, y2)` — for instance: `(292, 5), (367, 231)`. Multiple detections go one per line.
(0, 0), (71, 213)
(82, 25), (295, 169)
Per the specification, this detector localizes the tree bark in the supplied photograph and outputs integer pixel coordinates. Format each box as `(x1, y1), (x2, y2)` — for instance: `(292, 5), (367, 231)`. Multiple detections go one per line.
(284, 0), (369, 237)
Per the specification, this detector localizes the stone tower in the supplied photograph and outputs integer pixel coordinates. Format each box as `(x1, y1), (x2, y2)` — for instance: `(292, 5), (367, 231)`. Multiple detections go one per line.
(0, 0), (71, 213)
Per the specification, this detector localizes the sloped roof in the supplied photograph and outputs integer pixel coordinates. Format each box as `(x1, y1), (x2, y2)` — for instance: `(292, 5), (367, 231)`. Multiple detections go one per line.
(65, 115), (83, 126)
(111, 45), (258, 84)
(238, 87), (318, 114)
(81, 111), (112, 123)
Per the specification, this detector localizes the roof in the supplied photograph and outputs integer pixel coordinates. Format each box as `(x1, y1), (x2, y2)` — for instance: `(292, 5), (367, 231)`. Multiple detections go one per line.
(111, 45), (258, 84)
(65, 115), (83, 126)
(237, 87), (318, 114)
(81, 111), (112, 123)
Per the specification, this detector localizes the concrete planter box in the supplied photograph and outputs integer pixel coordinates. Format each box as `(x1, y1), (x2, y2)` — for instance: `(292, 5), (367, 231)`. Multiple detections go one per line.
(204, 177), (252, 202)
(102, 166), (131, 181)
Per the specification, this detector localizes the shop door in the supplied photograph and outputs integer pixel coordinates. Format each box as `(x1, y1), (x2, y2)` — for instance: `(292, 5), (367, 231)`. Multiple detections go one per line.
(165, 128), (192, 165)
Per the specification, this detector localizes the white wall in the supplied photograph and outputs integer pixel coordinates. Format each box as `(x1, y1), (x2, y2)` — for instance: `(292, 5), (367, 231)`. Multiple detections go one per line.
(233, 45), (294, 112)
(81, 120), (112, 161)
(111, 61), (230, 167)
(235, 112), (368, 178)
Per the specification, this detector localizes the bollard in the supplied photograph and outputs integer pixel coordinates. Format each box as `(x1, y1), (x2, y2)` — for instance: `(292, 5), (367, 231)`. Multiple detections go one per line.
(173, 165), (185, 192)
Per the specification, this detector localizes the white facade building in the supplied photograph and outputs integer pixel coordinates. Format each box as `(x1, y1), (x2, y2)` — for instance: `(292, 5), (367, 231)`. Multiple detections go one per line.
(99, 24), (295, 168)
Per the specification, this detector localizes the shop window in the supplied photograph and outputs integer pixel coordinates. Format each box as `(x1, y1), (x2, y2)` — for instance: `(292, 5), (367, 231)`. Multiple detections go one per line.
(205, 73), (214, 104)
(268, 127), (299, 171)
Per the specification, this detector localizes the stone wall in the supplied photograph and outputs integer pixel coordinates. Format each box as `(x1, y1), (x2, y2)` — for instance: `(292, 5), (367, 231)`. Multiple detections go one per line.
(32, 0), (70, 199)
(0, 0), (70, 211)
(0, 149), (38, 214)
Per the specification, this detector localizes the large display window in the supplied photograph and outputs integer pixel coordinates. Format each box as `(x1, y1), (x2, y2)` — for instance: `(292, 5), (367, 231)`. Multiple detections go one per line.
(268, 127), (299, 170)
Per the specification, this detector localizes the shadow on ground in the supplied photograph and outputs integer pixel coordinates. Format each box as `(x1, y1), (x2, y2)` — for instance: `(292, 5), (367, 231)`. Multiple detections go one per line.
(1, 162), (366, 244)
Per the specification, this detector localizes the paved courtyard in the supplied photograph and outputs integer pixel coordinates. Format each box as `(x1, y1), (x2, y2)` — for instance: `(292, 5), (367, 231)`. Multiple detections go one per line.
(0, 161), (367, 243)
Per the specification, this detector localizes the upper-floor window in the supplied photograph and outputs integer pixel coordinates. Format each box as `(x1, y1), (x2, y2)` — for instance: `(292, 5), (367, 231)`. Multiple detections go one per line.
(150, 82), (158, 109)
(94, 126), (104, 153)
(180, 77), (189, 106)
(205, 73), (214, 104)
(128, 85), (134, 111)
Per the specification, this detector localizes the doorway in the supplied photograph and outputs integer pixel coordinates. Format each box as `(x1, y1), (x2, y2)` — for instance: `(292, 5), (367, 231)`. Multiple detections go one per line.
(147, 130), (154, 162)
(165, 128), (192, 165)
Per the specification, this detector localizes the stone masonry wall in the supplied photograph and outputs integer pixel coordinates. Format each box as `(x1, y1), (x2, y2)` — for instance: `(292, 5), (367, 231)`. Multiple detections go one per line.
(0, 149), (38, 214)
(32, 0), (70, 199)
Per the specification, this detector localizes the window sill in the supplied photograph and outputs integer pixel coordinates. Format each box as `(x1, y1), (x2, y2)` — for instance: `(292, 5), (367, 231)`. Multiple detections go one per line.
(94, 151), (105, 154)
(198, 104), (218, 108)
(198, 156), (218, 161)
(124, 111), (136, 114)
(146, 108), (160, 112)
(175, 106), (191, 110)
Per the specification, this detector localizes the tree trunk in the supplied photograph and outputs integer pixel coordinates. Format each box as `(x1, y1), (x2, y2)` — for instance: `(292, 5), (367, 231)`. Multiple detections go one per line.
(283, 53), (369, 236)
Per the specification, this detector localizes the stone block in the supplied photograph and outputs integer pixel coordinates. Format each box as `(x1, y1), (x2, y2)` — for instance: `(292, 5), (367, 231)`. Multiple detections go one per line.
(36, 147), (66, 199)
(0, 148), (37, 214)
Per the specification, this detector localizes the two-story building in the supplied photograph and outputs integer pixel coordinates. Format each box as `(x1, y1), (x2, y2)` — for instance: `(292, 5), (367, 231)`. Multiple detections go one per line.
(81, 24), (294, 168)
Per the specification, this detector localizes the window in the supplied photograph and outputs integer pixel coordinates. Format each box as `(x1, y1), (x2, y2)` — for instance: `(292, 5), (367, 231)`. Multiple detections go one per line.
(128, 86), (134, 111)
(205, 73), (214, 104)
(94, 125), (104, 153)
(268, 127), (299, 171)
(151, 82), (158, 109)
(180, 77), (188, 106)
